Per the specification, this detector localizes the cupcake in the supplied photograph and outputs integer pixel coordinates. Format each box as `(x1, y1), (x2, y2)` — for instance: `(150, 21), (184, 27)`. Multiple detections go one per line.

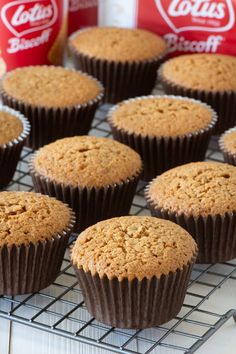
(159, 54), (236, 134)
(0, 105), (30, 188)
(146, 161), (236, 264)
(0, 66), (104, 150)
(108, 95), (217, 181)
(0, 191), (75, 295)
(219, 127), (236, 165)
(30, 136), (142, 232)
(69, 27), (166, 103)
(71, 216), (197, 328)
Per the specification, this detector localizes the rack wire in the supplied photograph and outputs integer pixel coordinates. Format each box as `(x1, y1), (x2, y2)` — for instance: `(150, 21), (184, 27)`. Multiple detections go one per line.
(0, 101), (236, 354)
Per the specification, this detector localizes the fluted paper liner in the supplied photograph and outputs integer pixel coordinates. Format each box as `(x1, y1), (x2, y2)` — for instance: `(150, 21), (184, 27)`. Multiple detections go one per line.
(68, 29), (166, 104)
(0, 105), (30, 188)
(145, 186), (236, 264)
(0, 206), (75, 296)
(0, 66), (104, 150)
(29, 160), (141, 233)
(158, 66), (236, 135)
(72, 253), (196, 329)
(108, 95), (217, 181)
(219, 127), (236, 166)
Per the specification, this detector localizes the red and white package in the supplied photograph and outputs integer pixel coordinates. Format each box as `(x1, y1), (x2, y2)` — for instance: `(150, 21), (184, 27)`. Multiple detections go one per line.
(0, 0), (68, 73)
(98, 0), (236, 57)
(68, 0), (97, 35)
(137, 0), (236, 56)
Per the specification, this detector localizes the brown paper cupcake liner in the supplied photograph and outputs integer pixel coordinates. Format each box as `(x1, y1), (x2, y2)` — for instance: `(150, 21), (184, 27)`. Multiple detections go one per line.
(72, 253), (196, 329)
(0, 105), (30, 188)
(29, 160), (141, 233)
(68, 29), (166, 104)
(108, 95), (217, 181)
(158, 66), (236, 135)
(219, 127), (236, 166)
(0, 66), (104, 150)
(145, 186), (236, 264)
(0, 204), (75, 296)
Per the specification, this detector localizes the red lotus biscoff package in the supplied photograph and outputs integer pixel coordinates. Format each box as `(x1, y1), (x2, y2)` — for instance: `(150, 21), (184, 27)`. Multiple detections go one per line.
(68, 0), (97, 35)
(137, 0), (236, 56)
(0, 0), (68, 73)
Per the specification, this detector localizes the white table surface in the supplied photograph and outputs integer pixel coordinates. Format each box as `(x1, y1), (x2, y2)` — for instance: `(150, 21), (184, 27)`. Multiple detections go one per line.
(1, 302), (236, 354)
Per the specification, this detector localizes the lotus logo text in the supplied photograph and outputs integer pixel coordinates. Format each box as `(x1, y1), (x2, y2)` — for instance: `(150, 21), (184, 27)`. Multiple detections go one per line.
(155, 0), (235, 32)
(1, 0), (58, 37)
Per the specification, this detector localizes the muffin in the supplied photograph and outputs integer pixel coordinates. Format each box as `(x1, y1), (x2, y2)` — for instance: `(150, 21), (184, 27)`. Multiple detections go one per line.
(69, 27), (166, 103)
(219, 127), (236, 165)
(0, 191), (75, 295)
(146, 161), (236, 264)
(0, 66), (104, 149)
(109, 95), (217, 181)
(159, 54), (236, 134)
(0, 105), (30, 188)
(30, 136), (142, 232)
(71, 216), (197, 328)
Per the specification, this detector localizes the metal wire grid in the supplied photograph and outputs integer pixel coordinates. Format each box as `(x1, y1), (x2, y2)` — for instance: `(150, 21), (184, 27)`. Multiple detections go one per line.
(0, 104), (236, 354)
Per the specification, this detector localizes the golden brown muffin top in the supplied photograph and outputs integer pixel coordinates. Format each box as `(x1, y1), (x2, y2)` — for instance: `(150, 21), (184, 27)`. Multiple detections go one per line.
(110, 97), (213, 137)
(161, 54), (236, 92)
(0, 111), (23, 145)
(71, 216), (197, 281)
(220, 128), (236, 155)
(33, 136), (142, 188)
(0, 191), (71, 246)
(2, 66), (102, 108)
(147, 162), (236, 216)
(70, 27), (166, 62)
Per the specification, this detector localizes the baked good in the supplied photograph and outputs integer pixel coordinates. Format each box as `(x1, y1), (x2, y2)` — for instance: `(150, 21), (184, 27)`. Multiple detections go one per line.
(0, 66), (104, 149)
(159, 54), (236, 133)
(0, 191), (75, 295)
(219, 127), (236, 166)
(0, 105), (30, 188)
(69, 27), (166, 103)
(0, 110), (23, 145)
(109, 95), (217, 180)
(71, 216), (197, 328)
(146, 161), (236, 263)
(30, 136), (142, 231)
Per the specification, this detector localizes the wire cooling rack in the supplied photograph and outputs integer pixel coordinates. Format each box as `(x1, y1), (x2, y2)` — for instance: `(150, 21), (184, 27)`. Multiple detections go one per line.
(0, 102), (236, 354)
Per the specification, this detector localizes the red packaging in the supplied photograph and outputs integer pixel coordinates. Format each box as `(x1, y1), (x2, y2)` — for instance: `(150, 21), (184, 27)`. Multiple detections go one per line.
(68, 0), (97, 35)
(137, 0), (236, 56)
(0, 0), (68, 73)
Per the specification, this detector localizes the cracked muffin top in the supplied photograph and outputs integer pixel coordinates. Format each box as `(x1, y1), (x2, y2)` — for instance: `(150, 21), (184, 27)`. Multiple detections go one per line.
(109, 96), (214, 137)
(0, 191), (71, 246)
(71, 216), (197, 281)
(0, 110), (23, 145)
(220, 128), (236, 155)
(32, 136), (142, 188)
(2, 66), (102, 108)
(70, 27), (166, 62)
(147, 161), (236, 216)
(161, 54), (236, 92)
